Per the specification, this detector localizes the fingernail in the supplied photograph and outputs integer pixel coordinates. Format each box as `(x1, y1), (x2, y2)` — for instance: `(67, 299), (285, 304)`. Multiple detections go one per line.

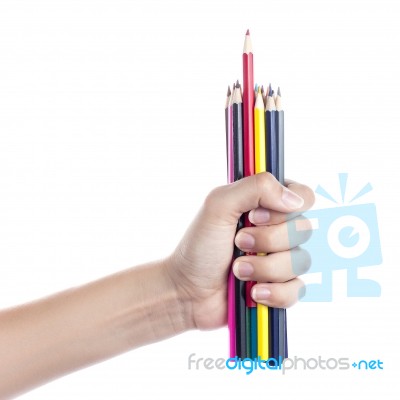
(233, 262), (254, 279)
(235, 232), (255, 250)
(282, 187), (304, 210)
(252, 286), (271, 301)
(249, 208), (270, 224)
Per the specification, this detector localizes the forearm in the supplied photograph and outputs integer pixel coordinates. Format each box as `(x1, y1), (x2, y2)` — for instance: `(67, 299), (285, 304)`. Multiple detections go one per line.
(0, 259), (192, 399)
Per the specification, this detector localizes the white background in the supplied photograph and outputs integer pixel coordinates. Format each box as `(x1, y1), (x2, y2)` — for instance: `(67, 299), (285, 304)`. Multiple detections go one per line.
(0, 0), (399, 398)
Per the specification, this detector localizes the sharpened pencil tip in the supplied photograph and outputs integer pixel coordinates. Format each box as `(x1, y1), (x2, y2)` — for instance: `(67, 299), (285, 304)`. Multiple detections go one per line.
(246, 29), (250, 35)
(277, 87), (281, 97)
(236, 79), (240, 86)
(269, 83), (272, 91)
(227, 86), (231, 96)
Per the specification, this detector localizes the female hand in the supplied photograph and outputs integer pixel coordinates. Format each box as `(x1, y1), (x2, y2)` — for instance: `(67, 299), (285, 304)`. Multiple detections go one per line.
(166, 172), (315, 330)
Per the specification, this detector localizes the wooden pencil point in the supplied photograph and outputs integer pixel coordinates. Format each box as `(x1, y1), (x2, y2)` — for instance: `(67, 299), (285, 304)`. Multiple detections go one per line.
(246, 29), (250, 35)
(275, 87), (282, 111)
(243, 31), (253, 54)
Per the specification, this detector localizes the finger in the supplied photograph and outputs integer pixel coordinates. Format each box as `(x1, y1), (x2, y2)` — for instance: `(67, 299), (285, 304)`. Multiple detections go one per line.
(202, 172), (305, 226)
(235, 216), (313, 253)
(248, 181), (315, 226)
(251, 278), (306, 308)
(232, 247), (311, 283)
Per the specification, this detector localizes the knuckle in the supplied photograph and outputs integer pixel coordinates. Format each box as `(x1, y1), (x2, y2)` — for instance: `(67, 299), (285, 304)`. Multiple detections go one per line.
(269, 279), (305, 308)
(299, 218), (313, 244)
(269, 287), (288, 308)
(262, 227), (278, 250)
(301, 225), (313, 244)
(203, 185), (224, 210)
(291, 216), (313, 246)
(292, 247), (312, 275)
(301, 217), (313, 231)
(302, 249), (312, 273)
(303, 185), (316, 209)
(269, 255), (289, 282)
(257, 256), (278, 282)
(308, 187), (316, 207)
(255, 172), (276, 193)
(296, 279), (307, 302)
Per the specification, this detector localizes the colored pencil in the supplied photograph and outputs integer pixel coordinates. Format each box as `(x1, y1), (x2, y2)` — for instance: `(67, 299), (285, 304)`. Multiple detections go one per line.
(243, 30), (256, 359)
(265, 92), (279, 359)
(242, 30), (254, 179)
(232, 83), (247, 358)
(276, 87), (284, 182)
(254, 88), (269, 360)
(225, 86), (233, 183)
(254, 83), (259, 99)
(254, 89), (266, 174)
(265, 90), (287, 360)
(228, 261), (236, 358)
(275, 87), (287, 358)
(254, 89), (268, 360)
(261, 85), (266, 108)
(226, 85), (236, 358)
(265, 92), (277, 177)
(226, 33), (289, 361)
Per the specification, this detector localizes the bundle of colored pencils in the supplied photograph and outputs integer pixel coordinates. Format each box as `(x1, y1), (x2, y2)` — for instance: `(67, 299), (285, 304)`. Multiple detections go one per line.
(225, 30), (286, 362)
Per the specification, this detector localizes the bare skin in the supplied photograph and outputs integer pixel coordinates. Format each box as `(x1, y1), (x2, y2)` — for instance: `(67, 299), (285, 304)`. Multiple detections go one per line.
(0, 172), (314, 399)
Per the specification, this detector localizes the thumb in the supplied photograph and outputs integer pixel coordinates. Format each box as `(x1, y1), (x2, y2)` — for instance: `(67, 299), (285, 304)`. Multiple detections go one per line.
(202, 172), (304, 225)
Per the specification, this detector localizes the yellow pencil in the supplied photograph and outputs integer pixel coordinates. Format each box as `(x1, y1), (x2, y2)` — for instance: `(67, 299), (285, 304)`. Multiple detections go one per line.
(254, 88), (269, 361)
(254, 88), (266, 173)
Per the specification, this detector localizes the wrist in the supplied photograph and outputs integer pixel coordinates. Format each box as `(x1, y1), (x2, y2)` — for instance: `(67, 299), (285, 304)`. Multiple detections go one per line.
(160, 256), (196, 333)
(126, 258), (195, 346)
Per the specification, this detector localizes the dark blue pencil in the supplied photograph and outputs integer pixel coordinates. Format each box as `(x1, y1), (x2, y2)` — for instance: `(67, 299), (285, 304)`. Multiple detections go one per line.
(266, 94), (278, 178)
(265, 90), (287, 361)
(232, 82), (247, 359)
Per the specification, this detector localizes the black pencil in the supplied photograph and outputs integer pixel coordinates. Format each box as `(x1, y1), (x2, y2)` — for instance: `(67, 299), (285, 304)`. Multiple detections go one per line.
(232, 82), (247, 358)
(265, 92), (279, 359)
(265, 92), (278, 177)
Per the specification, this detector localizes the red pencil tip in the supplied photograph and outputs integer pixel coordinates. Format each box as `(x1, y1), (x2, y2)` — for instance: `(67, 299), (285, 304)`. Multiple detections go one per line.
(246, 29), (250, 35)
